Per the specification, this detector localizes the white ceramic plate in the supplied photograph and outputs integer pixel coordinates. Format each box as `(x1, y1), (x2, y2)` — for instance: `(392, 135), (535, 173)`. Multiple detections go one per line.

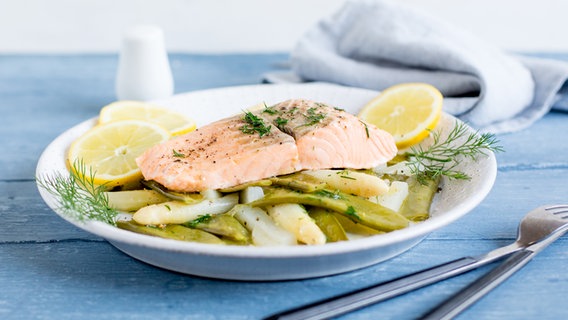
(36, 83), (497, 281)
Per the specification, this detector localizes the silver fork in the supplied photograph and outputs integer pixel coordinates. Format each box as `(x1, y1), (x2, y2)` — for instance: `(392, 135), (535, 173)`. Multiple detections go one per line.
(264, 205), (568, 320)
(421, 204), (568, 320)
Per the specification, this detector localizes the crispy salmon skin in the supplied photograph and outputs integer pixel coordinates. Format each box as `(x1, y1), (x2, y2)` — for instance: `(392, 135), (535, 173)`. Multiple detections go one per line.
(136, 99), (397, 192)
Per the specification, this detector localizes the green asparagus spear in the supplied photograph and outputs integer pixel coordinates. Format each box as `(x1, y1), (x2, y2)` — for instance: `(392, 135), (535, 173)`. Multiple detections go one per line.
(117, 220), (225, 244)
(399, 175), (440, 222)
(183, 214), (251, 244)
(333, 213), (384, 237)
(308, 208), (348, 242)
(218, 179), (272, 193)
(141, 180), (204, 204)
(252, 187), (409, 232)
(105, 189), (169, 212)
(270, 172), (327, 192)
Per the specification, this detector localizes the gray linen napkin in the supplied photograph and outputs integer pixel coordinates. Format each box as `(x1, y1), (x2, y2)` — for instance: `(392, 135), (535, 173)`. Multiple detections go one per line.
(281, 0), (568, 133)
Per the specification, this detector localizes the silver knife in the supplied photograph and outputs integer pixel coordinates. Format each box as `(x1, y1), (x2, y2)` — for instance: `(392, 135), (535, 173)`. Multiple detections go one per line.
(420, 228), (568, 320)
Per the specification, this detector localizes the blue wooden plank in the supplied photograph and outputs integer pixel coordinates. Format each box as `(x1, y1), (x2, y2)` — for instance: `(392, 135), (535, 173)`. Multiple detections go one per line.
(495, 111), (568, 168)
(0, 181), (100, 243)
(435, 168), (568, 241)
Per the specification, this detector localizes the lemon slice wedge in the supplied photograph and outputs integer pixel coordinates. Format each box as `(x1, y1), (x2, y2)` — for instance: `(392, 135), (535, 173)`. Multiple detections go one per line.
(358, 83), (443, 149)
(99, 101), (197, 136)
(68, 120), (170, 187)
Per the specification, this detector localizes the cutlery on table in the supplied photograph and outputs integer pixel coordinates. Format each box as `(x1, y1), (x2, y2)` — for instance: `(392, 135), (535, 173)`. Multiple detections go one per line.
(421, 206), (568, 320)
(264, 205), (568, 320)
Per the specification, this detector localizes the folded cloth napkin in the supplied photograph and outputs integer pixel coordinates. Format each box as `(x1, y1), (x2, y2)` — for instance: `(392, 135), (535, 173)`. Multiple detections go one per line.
(283, 0), (568, 133)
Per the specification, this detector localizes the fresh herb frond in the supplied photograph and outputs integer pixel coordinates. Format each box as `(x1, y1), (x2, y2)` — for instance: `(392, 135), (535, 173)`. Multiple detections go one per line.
(184, 214), (213, 228)
(314, 189), (343, 200)
(360, 120), (370, 138)
(303, 107), (326, 126)
(36, 159), (118, 225)
(345, 206), (360, 221)
(262, 102), (278, 115)
(172, 149), (186, 158)
(405, 121), (503, 184)
(287, 106), (299, 115)
(240, 111), (272, 137)
(275, 117), (289, 128)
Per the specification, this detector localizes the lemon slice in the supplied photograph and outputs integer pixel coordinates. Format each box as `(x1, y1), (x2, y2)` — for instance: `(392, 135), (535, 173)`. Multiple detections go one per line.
(358, 83), (443, 149)
(99, 101), (196, 136)
(68, 120), (170, 187)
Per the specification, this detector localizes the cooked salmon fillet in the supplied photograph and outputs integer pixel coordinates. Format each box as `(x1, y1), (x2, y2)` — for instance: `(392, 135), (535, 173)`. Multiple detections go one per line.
(261, 99), (398, 170)
(136, 99), (397, 192)
(136, 116), (301, 192)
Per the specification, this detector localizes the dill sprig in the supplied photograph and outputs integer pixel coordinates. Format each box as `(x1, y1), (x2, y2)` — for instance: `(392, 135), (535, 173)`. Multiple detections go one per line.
(36, 159), (118, 225)
(172, 149), (186, 158)
(345, 206), (361, 221)
(303, 107), (326, 126)
(183, 214), (213, 228)
(240, 111), (272, 137)
(275, 116), (289, 129)
(262, 102), (278, 115)
(405, 121), (504, 184)
(314, 189), (343, 200)
(359, 120), (370, 138)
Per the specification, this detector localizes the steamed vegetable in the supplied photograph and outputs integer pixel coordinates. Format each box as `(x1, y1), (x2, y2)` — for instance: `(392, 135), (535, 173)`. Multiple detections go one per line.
(117, 220), (225, 244)
(303, 169), (389, 197)
(251, 187), (409, 232)
(266, 204), (326, 245)
(132, 193), (239, 225)
(230, 204), (296, 246)
(183, 214), (251, 244)
(308, 208), (348, 242)
(399, 176), (440, 222)
(105, 189), (169, 212)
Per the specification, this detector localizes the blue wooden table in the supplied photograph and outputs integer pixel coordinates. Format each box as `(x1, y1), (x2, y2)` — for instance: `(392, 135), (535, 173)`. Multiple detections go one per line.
(1, 53), (567, 320)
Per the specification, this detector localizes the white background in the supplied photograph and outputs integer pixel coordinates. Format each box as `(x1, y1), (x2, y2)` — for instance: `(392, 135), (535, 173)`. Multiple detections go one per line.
(0, 0), (566, 53)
